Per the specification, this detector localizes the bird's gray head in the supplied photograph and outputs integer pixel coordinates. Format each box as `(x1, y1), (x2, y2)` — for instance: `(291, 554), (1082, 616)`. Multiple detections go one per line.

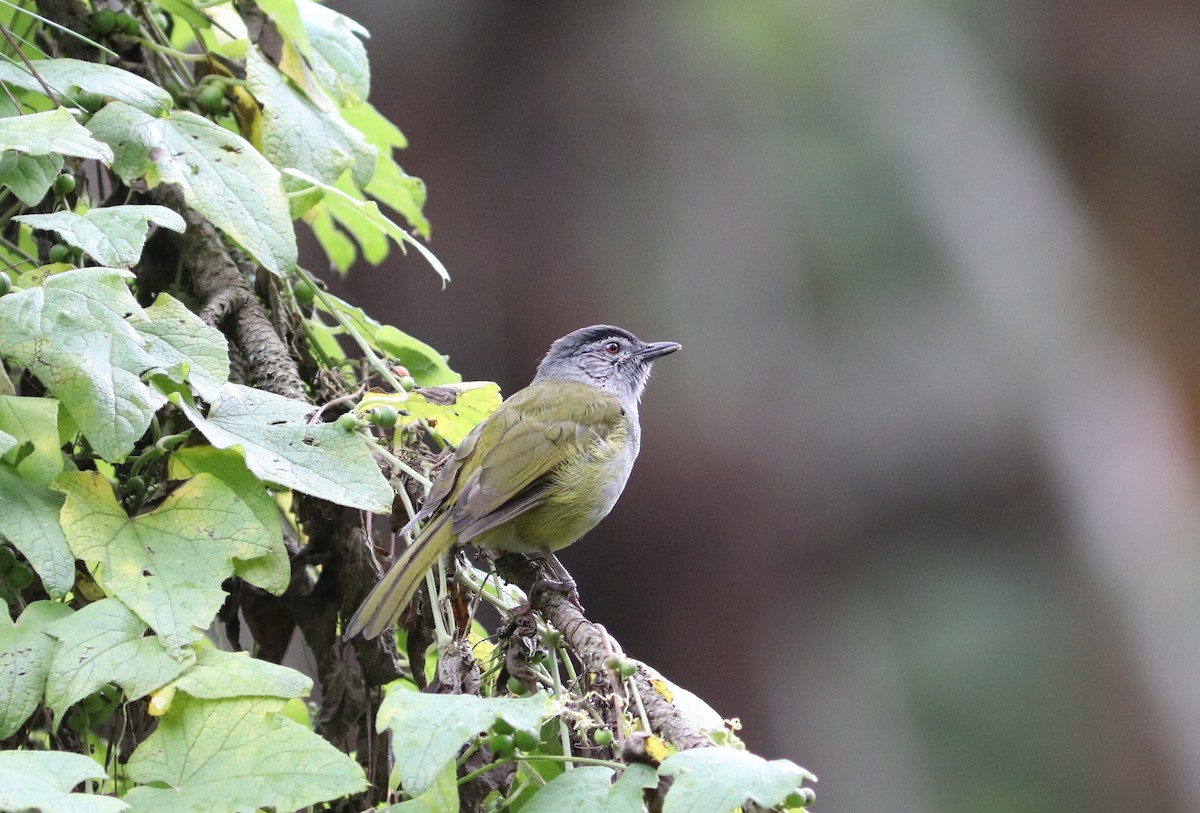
(533, 325), (681, 403)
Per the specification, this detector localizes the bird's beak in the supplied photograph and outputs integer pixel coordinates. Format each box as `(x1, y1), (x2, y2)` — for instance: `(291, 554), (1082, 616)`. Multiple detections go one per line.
(638, 341), (682, 361)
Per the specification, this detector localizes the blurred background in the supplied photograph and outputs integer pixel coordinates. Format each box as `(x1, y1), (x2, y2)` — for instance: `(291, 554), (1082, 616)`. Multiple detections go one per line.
(318, 1), (1200, 810)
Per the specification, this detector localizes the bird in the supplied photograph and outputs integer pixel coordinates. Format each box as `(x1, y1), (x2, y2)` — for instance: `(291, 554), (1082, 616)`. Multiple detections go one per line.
(345, 324), (681, 640)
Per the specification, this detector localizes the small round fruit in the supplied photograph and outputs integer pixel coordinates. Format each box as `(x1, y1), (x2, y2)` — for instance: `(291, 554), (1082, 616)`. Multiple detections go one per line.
(487, 733), (514, 760)
(48, 243), (71, 263)
(592, 728), (614, 747)
(512, 729), (540, 752)
(292, 278), (316, 307)
(603, 654), (623, 672)
(506, 675), (528, 695)
(370, 405), (398, 429)
(0, 272), (10, 297)
(336, 412), (359, 431)
(66, 710), (90, 734)
(0, 546), (15, 571)
(7, 563), (33, 589)
(53, 173), (76, 195)
(785, 788), (816, 808)
(398, 375), (416, 392)
(491, 716), (515, 736)
(117, 11), (140, 35)
(618, 660), (637, 679)
(92, 8), (117, 34)
(198, 82), (226, 114)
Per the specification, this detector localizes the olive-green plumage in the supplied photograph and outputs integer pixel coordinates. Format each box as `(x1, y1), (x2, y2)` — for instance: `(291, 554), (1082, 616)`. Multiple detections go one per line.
(345, 325), (680, 640)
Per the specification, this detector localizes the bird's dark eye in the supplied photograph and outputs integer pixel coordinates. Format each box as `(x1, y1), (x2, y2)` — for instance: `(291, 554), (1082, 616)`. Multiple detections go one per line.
(603, 341), (621, 355)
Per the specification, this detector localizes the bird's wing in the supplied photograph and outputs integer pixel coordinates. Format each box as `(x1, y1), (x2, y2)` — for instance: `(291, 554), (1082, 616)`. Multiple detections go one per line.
(450, 382), (622, 541)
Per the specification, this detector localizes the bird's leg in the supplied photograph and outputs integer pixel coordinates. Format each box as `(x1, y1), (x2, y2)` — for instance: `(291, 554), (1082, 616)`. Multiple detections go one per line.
(529, 552), (584, 611)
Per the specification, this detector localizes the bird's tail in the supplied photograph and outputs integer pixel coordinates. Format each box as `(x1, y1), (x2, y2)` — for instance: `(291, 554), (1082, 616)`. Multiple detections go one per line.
(344, 513), (452, 640)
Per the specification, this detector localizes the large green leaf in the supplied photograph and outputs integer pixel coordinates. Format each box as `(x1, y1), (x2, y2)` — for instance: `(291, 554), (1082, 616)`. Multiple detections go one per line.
(287, 168), (447, 282)
(0, 268), (229, 461)
(86, 102), (297, 276)
(0, 463), (73, 597)
(168, 647), (312, 701)
(123, 695), (367, 813)
(377, 686), (551, 797)
(246, 48), (375, 192)
(0, 58), (173, 115)
(15, 206), (186, 268)
(296, 0), (370, 105)
(45, 598), (190, 722)
(521, 764), (657, 813)
(0, 750), (127, 813)
(174, 382), (393, 512)
(0, 150), (62, 205)
(0, 107), (113, 160)
(658, 748), (817, 813)
(168, 446), (289, 594)
(0, 601), (73, 738)
(58, 470), (274, 657)
(0, 395), (63, 486)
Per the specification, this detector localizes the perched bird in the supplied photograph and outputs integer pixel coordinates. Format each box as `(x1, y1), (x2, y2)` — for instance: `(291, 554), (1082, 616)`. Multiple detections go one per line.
(345, 325), (681, 639)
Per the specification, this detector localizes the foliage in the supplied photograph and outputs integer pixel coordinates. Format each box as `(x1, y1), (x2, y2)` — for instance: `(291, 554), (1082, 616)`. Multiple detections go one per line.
(0, 2), (813, 811)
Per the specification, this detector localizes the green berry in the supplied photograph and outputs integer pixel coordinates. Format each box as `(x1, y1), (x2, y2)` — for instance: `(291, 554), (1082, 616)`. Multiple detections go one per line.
(398, 375), (416, 392)
(92, 8), (116, 34)
(48, 243), (71, 263)
(603, 654), (623, 672)
(0, 546), (15, 571)
(618, 660), (637, 679)
(117, 11), (139, 35)
(785, 788), (816, 808)
(53, 173), (76, 195)
(198, 82), (226, 114)
(292, 278), (316, 307)
(491, 716), (515, 736)
(506, 675), (528, 695)
(369, 405), (398, 429)
(592, 728), (613, 747)
(66, 710), (90, 734)
(7, 563), (33, 590)
(486, 733), (514, 759)
(512, 729), (539, 752)
(336, 412), (359, 431)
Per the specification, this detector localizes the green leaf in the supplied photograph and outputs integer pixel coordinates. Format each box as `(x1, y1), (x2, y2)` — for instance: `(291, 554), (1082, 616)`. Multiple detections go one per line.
(0, 463), (73, 597)
(360, 382), (500, 447)
(0, 107), (113, 160)
(296, 0), (370, 105)
(168, 647), (312, 701)
(59, 470), (275, 656)
(0, 151), (63, 205)
(87, 102), (297, 276)
(155, 0), (211, 31)
(0, 600), (73, 738)
(173, 382), (393, 513)
(287, 168), (447, 282)
(0, 395), (63, 486)
(0, 268), (229, 460)
(45, 598), (190, 722)
(366, 155), (430, 240)
(381, 760), (458, 813)
(245, 48), (375, 193)
(0, 57), (173, 115)
(168, 446), (289, 594)
(521, 763), (657, 813)
(123, 695), (367, 813)
(0, 750), (127, 813)
(658, 748), (817, 813)
(312, 292), (461, 386)
(377, 686), (551, 796)
(15, 206), (186, 268)
(0, 427), (14, 456)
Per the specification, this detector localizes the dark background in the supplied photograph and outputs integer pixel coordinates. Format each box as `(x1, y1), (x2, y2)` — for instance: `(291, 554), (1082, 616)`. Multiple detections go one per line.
(315, 2), (1200, 811)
